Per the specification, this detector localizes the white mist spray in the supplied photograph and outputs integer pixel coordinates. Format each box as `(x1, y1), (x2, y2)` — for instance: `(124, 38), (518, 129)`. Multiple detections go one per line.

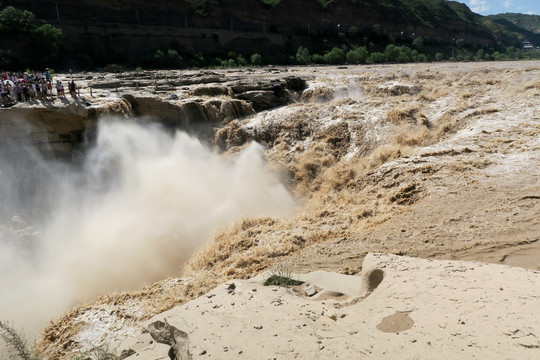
(0, 117), (296, 336)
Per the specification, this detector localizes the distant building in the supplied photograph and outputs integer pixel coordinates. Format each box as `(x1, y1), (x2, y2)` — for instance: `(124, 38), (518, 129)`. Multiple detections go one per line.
(521, 40), (534, 51)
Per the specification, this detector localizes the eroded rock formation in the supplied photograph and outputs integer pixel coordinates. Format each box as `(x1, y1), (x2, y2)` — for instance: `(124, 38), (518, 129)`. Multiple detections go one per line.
(0, 71), (307, 159)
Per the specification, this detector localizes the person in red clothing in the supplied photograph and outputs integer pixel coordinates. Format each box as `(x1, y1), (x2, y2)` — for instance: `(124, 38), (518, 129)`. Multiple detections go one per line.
(56, 81), (65, 97)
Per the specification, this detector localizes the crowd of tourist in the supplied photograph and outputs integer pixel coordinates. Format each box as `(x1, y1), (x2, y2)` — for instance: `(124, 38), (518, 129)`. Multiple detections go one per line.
(1, 69), (77, 106)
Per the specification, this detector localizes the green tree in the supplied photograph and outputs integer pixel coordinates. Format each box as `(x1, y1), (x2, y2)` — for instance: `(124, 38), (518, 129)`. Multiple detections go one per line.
(186, 0), (215, 16)
(153, 50), (166, 66)
(0, 6), (63, 68)
(506, 46), (516, 58)
(323, 47), (345, 64)
(475, 48), (485, 61)
(435, 52), (444, 61)
(32, 24), (63, 66)
(34, 24), (62, 46)
(455, 38), (465, 49)
(0, 6), (35, 33)
(250, 53), (262, 65)
(410, 49), (419, 62)
(236, 54), (247, 66)
(384, 44), (400, 62)
(295, 46), (311, 64)
(312, 53), (324, 63)
(417, 53), (428, 62)
(346, 46), (368, 64)
(166, 49), (182, 67)
(367, 52), (385, 64)
(191, 52), (205, 67)
(221, 58), (236, 67)
(397, 46), (411, 62)
(412, 36), (424, 50)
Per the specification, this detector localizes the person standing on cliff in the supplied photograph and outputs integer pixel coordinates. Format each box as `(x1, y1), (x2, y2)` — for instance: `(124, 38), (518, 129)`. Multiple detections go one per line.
(39, 80), (47, 101)
(69, 80), (77, 99)
(0, 82), (9, 105)
(14, 82), (22, 102)
(56, 81), (65, 98)
(47, 80), (54, 101)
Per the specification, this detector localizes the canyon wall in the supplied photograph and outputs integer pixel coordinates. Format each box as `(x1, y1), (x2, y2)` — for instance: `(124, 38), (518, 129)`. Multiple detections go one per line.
(4, 0), (503, 64)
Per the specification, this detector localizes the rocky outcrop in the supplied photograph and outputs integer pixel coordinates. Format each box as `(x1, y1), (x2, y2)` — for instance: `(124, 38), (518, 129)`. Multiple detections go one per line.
(0, 70), (307, 159)
(231, 76), (306, 111)
(121, 95), (255, 130)
(147, 320), (192, 360)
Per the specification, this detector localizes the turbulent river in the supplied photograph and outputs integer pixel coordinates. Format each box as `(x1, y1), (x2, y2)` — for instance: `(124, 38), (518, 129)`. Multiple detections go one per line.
(0, 117), (296, 335)
(3, 63), (540, 358)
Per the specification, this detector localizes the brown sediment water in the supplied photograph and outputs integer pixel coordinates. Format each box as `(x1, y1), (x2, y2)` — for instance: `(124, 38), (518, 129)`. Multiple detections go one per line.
(1, 62), (538, 358)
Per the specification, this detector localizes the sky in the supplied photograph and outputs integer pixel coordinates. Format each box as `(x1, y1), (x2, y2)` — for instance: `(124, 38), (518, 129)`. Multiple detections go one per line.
(465, 0), (540, 15)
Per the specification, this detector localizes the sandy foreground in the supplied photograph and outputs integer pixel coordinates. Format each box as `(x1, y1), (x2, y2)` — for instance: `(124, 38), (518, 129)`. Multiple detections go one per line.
(6, 61), (535, 358)
(116, 253), (540, 360)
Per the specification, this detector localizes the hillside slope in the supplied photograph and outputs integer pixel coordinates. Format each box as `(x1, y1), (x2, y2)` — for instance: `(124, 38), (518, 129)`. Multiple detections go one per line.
(485, 13), (540, 45)
(1, 0), (526, 66)
(487, 13), (540, 34)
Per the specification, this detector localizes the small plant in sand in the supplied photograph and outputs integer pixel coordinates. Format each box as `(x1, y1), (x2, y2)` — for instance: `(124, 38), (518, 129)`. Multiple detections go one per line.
(0, 320), (37, 360)
(263, 265), (304, 287)
(71, 344), (130, 360)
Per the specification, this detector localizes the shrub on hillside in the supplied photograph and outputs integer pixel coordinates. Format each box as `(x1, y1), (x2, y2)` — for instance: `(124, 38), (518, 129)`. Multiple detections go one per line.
(142, 49), (183, 69)
(346, 46), (368, 64)
(312, 53), (324, 63)
(417, 53), (428, 62)
(167, 49), (183, 67)
(185, 0), (216, 16)
(367, 52), (385, 64)
(475, 48), (485, 61)
(323, 47), (345, 64)
(412, 36), (424, 50)
(251, 53), (262, 65)
(236, 55), (247, 66)
(410, 49), (419, 62)
(220, 58), (236, 67)
(384, 44), (401, 62)
(295, 46), (311, 64)
(259, 0), (281, 7)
